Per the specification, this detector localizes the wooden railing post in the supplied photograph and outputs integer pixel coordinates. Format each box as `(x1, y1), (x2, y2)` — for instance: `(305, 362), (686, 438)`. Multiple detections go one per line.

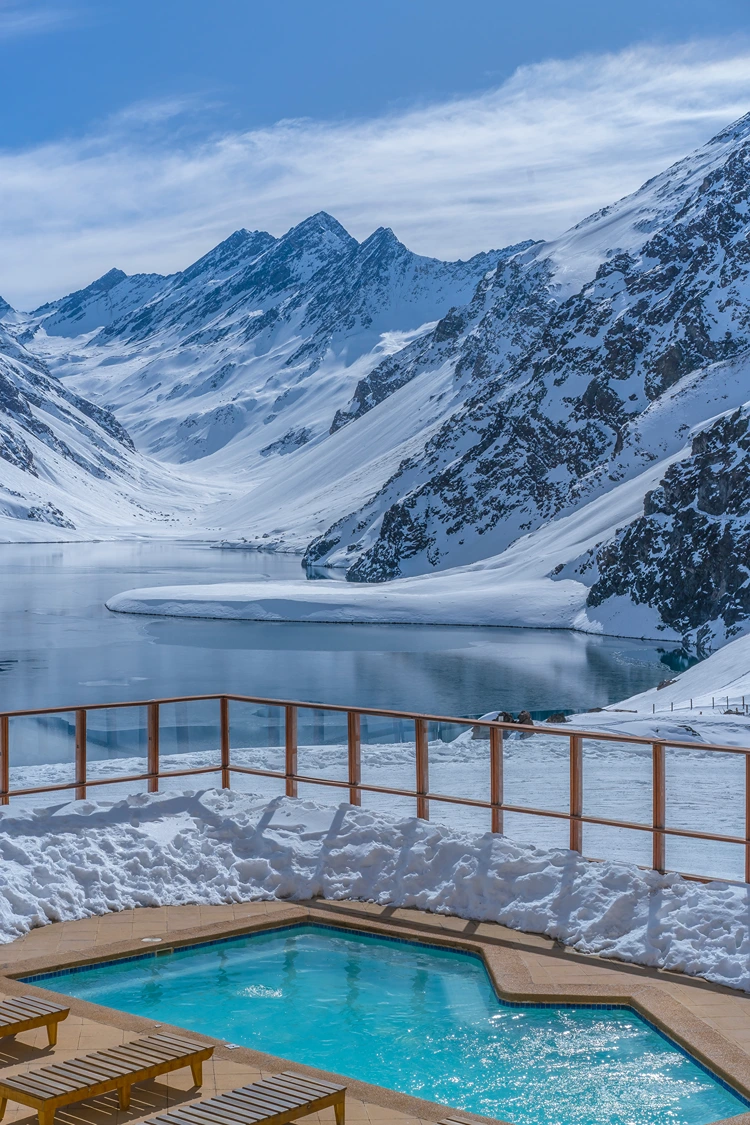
(147, 702), (159, 793)
(569, 734), (583, 852)
(415, 718), (429, 820)
(75, 709), (87, 800)
(285, 705), (298, 798)
(220, 697), (230, 789)
(0, 715), (8, 806)
(348, 711), (361, 806)
(745, 752), (750, 885)
(490, 726), (503, 833)
(652, 741), (666, 872)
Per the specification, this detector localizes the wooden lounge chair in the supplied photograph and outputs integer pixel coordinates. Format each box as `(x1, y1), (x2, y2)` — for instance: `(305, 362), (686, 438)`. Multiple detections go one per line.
(0, 1031), (213, 1125)
(0, 997), (69, 1049)
(143, 1070), (346, 1125)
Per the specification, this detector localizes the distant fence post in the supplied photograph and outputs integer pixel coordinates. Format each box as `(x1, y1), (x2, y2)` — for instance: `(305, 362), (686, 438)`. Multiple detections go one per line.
(75, 709), (87, 800)
(285, 705), (298, 798)
(147, 703), (160, 793)
(490, 726), (503, 834)
(569, 734), (583, 852)
(0, 715), (8, 806)
(220, 696), (230, 789)
(415, 718), (429, 820)
(652, 741), (666, 872)
(348, 711), (361, 806)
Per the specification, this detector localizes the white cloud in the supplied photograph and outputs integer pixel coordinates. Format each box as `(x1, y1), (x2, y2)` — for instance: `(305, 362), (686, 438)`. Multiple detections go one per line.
(0, 1), (74, 39)
(2, 39), (750, 309)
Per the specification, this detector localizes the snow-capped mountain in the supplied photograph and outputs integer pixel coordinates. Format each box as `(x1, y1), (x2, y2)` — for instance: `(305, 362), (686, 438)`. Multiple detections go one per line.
(290, 111), (750, 648)
(7, 110), (750, 648)
(29, 215), (519, 466)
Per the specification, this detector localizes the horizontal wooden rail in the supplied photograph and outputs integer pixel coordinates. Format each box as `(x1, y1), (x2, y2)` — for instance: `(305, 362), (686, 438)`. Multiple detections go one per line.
(1, 689), (748, 886)
(3, 690), (750, 754)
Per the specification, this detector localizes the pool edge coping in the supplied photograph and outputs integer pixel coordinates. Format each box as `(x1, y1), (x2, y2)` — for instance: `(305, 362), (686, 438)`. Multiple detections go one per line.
(2, 900), (750, 1125)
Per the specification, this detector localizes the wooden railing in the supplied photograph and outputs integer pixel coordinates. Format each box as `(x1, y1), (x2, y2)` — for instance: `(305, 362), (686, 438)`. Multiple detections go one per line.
(1, 692), (748, 884)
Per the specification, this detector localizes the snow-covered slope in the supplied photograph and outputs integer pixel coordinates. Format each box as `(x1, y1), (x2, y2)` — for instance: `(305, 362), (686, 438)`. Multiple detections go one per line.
(305, 113), (750, 587)
(0, 326), (230, 539)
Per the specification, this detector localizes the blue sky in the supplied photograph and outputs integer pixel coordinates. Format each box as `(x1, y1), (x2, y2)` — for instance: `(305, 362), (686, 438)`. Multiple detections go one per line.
(2, 1), (750, 307)
(4, 0), (750, 146)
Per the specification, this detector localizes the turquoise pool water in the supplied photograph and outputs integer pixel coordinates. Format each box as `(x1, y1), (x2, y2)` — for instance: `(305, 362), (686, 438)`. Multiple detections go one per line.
(28, 924), (747, 1125)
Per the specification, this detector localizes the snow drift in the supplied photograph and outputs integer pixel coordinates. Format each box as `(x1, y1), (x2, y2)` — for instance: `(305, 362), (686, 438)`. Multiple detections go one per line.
(3, 788), (750, 995)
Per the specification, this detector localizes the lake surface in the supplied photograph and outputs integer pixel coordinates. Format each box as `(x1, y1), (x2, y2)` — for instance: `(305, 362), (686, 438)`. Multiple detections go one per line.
(0, 542), (676, 723)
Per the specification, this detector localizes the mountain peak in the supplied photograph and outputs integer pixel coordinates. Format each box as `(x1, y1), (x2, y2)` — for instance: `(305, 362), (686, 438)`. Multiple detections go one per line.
(285, 212), (356, 248)
(91, 268), (127, 292)
(710, 109), (750, 146)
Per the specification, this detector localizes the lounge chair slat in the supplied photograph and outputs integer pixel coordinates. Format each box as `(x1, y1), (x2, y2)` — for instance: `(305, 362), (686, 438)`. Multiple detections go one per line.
(214, 1091), (283, 1118)
(148, 1033), (206, 1052)
(209, 1095), (269, 1122)
(0, 995), (69, 1046)
(7, 997), (63, 1015)
(265, 1077), (332, 1099)
(280, 1072), (343, 1094)
(45, 1060), (129, 1083)
(214, 1093), (275, 1118)
(100, 1044), (176, 1067)
(231, 1091), (301, 1114)
(263, 1080), (331, 1104)
(175, 1106), (242, 1125)
(2, 1072), (77, 1097)
(0, 1032), (214, 1125)
(141, 1073), (346, 1125)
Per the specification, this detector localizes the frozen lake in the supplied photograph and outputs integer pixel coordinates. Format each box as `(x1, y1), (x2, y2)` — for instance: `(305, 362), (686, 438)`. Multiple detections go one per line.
(0, 541), (675, 721)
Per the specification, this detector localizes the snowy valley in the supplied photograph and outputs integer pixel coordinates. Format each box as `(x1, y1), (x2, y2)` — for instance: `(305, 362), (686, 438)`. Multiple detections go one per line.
(4, 113), (750, 656)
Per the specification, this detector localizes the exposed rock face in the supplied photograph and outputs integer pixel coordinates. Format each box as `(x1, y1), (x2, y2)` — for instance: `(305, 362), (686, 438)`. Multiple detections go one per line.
(587, 407), (750, 647)
(305, 113), (750, 586)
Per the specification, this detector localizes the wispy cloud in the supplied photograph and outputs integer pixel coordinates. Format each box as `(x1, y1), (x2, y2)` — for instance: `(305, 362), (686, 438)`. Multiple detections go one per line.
(2, 39), (750, 309)
(0, 1), (75, 40)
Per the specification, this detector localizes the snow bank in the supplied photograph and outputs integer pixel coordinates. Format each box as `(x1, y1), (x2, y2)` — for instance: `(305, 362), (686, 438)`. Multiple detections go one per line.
(3, 788), (750, 993)
(104, 452), (686, 638)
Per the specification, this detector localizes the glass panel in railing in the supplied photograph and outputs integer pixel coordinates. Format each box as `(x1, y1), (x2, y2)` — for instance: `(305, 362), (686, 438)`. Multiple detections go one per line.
(158, 699), (221, 791)
(85, 705), (149, 800)
(664, 742), (744, 881)
(359, 713), (415, 820)
(581, 736), (652, 867)
(501, 721), (569, 851)
(227, 701), (285, 799)
(424, 718), (486, 834)
(665, 834), (744, 884)
(7, 711), (76, 806)
(296, 706), (348, 805)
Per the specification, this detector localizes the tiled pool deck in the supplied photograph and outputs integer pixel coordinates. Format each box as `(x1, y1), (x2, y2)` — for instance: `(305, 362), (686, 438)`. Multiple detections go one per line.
(0, 900), (749, 1125)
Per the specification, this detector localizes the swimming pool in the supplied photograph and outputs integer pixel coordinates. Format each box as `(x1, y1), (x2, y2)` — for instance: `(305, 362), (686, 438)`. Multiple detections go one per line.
(25, 924), (748, 1125)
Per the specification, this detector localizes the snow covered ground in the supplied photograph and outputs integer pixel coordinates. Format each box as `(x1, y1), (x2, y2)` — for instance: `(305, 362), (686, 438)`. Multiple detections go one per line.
(104, 450), (686, 638)
(2, 787), (749, 995)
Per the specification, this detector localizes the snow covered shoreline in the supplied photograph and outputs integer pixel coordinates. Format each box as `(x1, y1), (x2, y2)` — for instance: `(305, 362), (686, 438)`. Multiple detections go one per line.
(3, 788), (750, 995)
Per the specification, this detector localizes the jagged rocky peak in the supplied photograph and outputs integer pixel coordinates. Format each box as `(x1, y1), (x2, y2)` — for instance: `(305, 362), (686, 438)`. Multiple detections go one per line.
(176, 228), (277, 286)
(32, 267), (127, 315)
(0, 295), (14, 318)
